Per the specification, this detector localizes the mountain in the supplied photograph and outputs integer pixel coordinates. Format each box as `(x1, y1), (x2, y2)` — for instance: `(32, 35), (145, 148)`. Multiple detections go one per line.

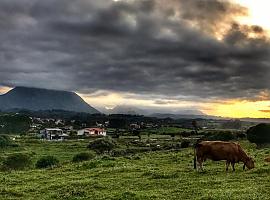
(103, 105), (207, 118)
(105, 105), (147, 115)
(149, 113), (208, 119)
(0, 87), (100, 114)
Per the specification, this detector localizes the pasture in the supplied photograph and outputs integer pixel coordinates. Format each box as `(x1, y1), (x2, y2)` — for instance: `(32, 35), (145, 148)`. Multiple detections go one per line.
(0, 138), (269, 200)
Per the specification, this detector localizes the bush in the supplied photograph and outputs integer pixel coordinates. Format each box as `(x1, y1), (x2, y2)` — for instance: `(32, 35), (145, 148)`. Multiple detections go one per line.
(1, 153), (32, 170)
(72, 152), (95, 163)
(0, 135), (13, 148)
(181, 140), (190, 148)
(111, 149), (127, 157)
(180, 131), (192, 137)
(206, 131), (235, 141)
(87, 138), (116, 154)
(36, 156), (59, 169)
(126, 147), (151, 154)
(247, 123), (270, 145)
(236, 132), (247, 139)
(101, 155), (116, 161)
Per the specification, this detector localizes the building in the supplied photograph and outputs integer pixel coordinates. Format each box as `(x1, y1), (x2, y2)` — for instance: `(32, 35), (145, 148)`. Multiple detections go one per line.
(130, 123), (140, 129)
(61, 126), (73, 135)
(40, 128), (69, 140)
(77, 128), (106, 137)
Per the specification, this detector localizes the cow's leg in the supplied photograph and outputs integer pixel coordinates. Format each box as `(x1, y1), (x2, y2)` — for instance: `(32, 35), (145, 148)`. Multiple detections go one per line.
(197, 157), (203, 171)
(226, 161), (230, 171)
(231, 162), (235, 171)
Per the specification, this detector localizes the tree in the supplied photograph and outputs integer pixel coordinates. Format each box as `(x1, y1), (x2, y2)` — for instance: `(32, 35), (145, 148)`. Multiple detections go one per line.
(0, 114), (31, 134)
(247, 123), (270, 145)
(109, 118), (127, 129)
(192, 120), (198, 134)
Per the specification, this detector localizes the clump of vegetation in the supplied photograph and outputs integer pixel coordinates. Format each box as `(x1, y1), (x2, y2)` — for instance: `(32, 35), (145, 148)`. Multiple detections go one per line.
(235, 132), (247, 139)
(131, 129), (142, 140)
(204, 131), (235, 141)
(180, 131), (192, 137)
(126, 147), (151, 154)
(247, 123), (270, 145)
(1, 153), (32, 171)
(72, 152), (95, 163)
(0, 114), (31, 134)
(0, 135), (13, 148)
(35, 156), (59, 169)
(111, 149), (127, 157)
(87, 138), (116, 154)
(181, 140), (190, 148)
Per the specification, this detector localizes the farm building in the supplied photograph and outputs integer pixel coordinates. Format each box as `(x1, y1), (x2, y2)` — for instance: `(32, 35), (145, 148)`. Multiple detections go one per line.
(77, 128), (106, 137)
(129, 123), (140, 129)
(40, 128), (69, 140)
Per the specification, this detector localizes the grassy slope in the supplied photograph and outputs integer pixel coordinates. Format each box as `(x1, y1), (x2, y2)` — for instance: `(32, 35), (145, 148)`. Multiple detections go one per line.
(0, 140), (269, 200)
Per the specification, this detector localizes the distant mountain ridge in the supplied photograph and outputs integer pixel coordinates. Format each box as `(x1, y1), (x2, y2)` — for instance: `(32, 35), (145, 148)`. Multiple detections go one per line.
(105, 105), (147, 115)
(0, 87), (99, 114)
(103, 105), (206, 117)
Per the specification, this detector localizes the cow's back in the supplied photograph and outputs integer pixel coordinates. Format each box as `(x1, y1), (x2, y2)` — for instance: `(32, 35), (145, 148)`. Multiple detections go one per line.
(196, 141), (239, 162)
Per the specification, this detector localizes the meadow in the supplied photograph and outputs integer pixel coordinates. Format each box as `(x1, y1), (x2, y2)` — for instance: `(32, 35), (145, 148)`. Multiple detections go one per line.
(0, 138), (269, 200)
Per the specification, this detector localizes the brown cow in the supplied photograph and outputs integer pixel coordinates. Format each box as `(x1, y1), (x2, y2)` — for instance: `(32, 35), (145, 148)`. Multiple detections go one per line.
(194, 141), (254, 171)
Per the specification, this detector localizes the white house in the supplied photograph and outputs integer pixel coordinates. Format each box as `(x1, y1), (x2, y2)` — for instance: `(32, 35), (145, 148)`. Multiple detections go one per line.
(130, 123), (140, 129)
(77, 128), (106, 137)
(40, 128), (69, 140)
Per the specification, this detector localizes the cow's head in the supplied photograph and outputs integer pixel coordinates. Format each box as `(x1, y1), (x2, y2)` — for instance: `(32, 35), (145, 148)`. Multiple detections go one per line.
(244, 157), (255, 170)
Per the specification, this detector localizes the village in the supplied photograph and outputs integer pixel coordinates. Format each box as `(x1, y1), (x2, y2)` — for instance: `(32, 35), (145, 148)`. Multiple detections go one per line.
(30, 116), (160, 141)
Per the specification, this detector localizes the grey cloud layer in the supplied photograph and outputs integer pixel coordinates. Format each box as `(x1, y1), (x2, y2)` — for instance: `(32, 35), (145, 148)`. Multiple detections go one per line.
(0, 0), (270, 101)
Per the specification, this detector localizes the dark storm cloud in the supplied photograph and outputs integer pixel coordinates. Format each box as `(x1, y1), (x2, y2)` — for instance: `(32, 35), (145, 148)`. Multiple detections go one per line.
(0, 0), (270, 101)
(177, 0), (248, 35)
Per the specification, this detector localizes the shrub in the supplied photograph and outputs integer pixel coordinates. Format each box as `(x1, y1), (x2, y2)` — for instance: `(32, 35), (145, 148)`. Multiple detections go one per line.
(72, 152), (95, 163)
(0, 135), (13, 148)
(81, 161), (99, 169)
(111, 149), (127, 157)
(207, 131), (235, 141)
(169, 133), (176, 139)
(36, 156), (59, 169)
(181, 140), (190, 148)
(247, 123), (270, 145)
(2, 153), (32, 170)
(101, 155), (116, 161)
(87, 138), (116, 154)
(236, 132), (247, 139)
(126, 147), (151, 154)
(180, 131), (192, 137)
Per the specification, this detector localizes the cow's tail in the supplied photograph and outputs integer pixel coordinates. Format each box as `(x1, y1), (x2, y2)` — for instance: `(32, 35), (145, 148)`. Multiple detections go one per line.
(193, 147), (197, 169)
(193, 141), (199, 169)
(193, 139), (203, 169)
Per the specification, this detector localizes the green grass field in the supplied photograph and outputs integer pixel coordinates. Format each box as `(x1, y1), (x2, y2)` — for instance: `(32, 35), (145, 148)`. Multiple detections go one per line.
(0, 139), (269, 200)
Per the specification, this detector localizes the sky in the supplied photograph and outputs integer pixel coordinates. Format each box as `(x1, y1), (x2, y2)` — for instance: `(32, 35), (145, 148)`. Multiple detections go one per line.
(0, 0), (270, 118)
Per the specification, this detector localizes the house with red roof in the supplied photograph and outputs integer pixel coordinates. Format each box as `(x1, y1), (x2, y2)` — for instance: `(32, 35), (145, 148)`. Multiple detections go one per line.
(77, 128), (106, 137)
